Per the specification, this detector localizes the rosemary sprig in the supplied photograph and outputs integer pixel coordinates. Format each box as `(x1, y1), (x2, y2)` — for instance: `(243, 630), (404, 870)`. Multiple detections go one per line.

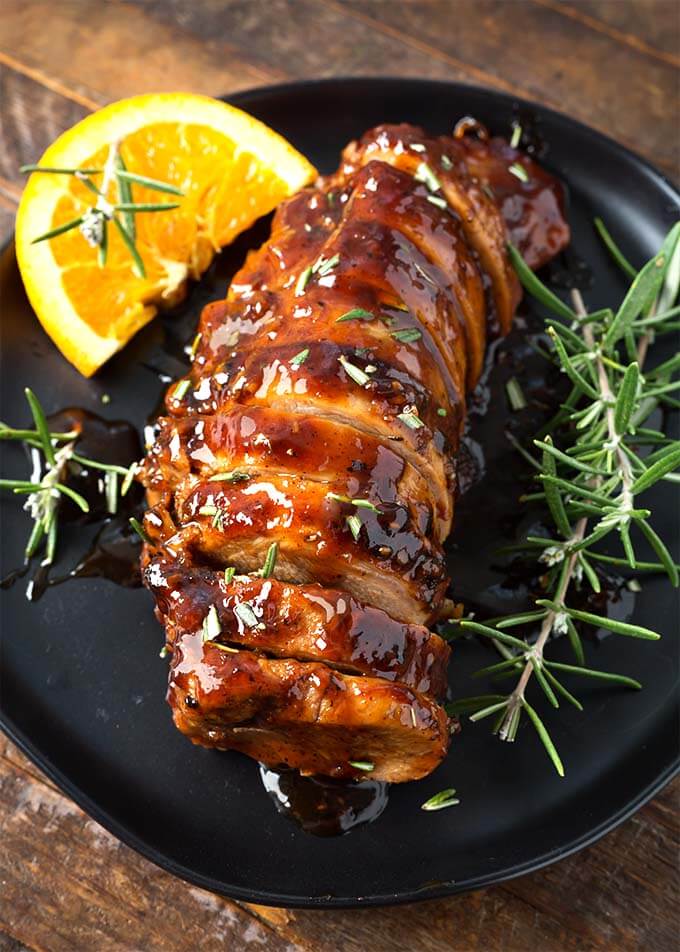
(447, 221), (679, 776)
(22, 148), (184, 278)
(1, 390), (140, 567)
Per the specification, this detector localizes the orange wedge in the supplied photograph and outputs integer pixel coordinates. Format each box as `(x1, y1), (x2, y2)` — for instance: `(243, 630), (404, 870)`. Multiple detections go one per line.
(15, 93), (317, 377)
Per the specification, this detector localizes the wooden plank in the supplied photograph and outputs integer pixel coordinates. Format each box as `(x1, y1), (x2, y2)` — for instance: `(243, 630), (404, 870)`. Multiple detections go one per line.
(0, 64), (90, 191)
(335, 0), (680, 178)
(0, 735), (295, 952)
(0, 196), (18, 245)
(0, 0), (278, 107)
(250, 778), (680, 951)
(1, 730), (677, 951)
(540, 0), (680, 63)
(124, 0), (480, 85)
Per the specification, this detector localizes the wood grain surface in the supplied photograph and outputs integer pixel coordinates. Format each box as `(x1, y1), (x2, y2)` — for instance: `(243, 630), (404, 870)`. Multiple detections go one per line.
(0, 2), (678, 949)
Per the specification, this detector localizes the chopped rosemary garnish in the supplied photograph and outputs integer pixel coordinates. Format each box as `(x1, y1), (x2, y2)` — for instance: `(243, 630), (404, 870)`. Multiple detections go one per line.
(202, 604), (222, 642)
(290, 348), (310, 369)
(104, 470), (119, 514)
(391, 328), (422, 343)
(397, 410), (425, 430)
(508, 162), (529, 183)
(260, 541), (278, 578)
(224, 566), (236, 585)
(335, 308), (375, 323)
(312, 253), (340, 277)
(172, 379), (191, 401)
(593, 217), (636, 280)
(505, 376), (527, 411)
(208, 471), (250, 483)
(348, 760), (375, 772)
(414, 162), (442, 192)
(421, 788), (460, 811)
(129, 517), (150, 544)
(437, 408), (448, 417)
(188, 332), (202, 360)
(510, 123), (522, 149)
(346, 514), (363, 541)
(426, 194), (448, 210)
(234, 601), (260, 629)
(327, 492), (379, 512)
(338, 355), (370, 387)
(295, 265), (312, 296)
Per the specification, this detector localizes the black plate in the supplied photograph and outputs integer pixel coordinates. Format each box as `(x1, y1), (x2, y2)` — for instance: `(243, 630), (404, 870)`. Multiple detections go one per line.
(1, 78), (678, 908)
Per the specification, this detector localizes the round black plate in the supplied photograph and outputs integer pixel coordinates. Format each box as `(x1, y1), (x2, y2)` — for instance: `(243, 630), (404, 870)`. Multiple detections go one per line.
(1, 78), (678, 908)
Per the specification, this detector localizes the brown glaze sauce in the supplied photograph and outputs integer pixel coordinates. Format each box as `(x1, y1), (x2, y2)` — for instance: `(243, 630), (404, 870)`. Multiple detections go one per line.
(260, 764), (389, 836)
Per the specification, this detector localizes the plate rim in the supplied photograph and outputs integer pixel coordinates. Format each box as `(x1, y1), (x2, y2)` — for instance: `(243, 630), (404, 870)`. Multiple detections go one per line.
(1, 75), (678, 909)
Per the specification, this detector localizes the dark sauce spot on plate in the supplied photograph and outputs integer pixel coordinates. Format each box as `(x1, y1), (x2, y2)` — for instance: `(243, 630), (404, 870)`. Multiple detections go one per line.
(260, 765), (389, 836)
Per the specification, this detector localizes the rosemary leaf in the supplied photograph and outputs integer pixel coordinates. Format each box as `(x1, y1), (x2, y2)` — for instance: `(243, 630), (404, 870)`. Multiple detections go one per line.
(542, 667), (583, 711)
(421, 789), (459, 811)
(636, 518), (679, 586)
(522, 700), (565, 777)
(129, 516), (151, 544)
(115, 168), (184, 195)
(30, 215), (84, 245)
(445, 695), (507, 716)
(630, 443), (680, 494)
(469, 700), (509, 722)
(505, 376), (527, 411)
(338, 355), (370, 387)
(458, 620), (529, 652)
(115, 153), (136, 241)
(21, 164), (102, 175)
(335, 308), (374, 323)
(529, 656), (560, 708)
(260, 541), (278, 578)
(547, 328), (600, 400)
(113, 216), (146, 278)
(605, 229), (678, 348)
(541, 437), (572, 538)
(544, 660), (641, 690)
(25, 519), (46, 560)
(24, 388), (56, 466)
(115, 202), (180, 213)
(290, 348), (310, 369)
(593, 217), (636, 280)
(507, 243), (576, 321)
(563, 607), (660, 640)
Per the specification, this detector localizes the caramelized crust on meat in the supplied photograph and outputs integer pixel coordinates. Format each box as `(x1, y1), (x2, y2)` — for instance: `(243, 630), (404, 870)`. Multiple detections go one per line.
(145, 557), (451, 697)
(141, 120), (569, 784)
(169, 632), (451, 782)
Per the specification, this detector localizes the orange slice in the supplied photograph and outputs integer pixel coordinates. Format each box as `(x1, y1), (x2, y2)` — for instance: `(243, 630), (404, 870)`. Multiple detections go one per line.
(15, 93), (317, 377)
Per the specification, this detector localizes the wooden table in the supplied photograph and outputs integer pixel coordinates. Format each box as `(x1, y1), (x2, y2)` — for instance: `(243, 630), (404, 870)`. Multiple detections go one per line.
(1, 2), (678, 949)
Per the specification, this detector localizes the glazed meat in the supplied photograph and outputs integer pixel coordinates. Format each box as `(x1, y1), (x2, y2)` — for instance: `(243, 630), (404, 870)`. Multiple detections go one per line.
(169, 633), (450, 782)
(141, 121), (569, 783)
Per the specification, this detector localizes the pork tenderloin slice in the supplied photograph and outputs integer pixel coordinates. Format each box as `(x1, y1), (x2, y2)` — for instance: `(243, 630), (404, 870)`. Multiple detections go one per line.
(167, 340), (455, 525)
(173, 471), (448, 624)
(168, 632), (451, 782)
(141, 407), (444, 539)
(145, 557), (450, 697)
